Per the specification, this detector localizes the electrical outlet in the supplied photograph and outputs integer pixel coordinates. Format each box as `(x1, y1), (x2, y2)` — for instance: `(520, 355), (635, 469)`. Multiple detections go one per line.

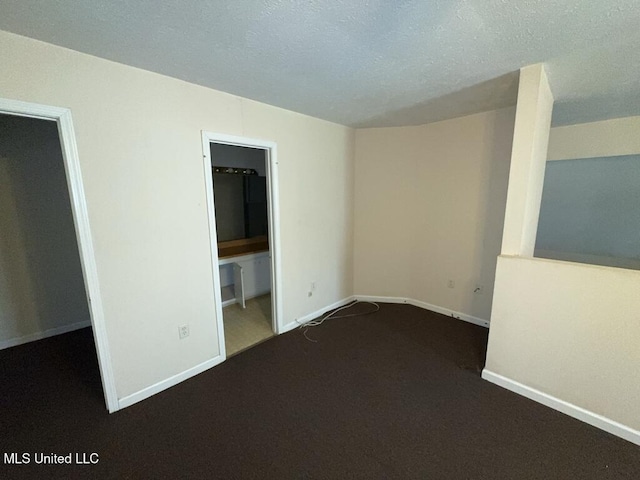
(178, 325), (190, 339)
(474, 284), (484, 295)
(447, 280), (455, 289)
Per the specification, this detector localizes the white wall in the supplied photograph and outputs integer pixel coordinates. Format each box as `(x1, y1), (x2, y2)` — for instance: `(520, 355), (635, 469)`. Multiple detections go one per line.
(485, 70), (640, 442)
(0, 30), (354, 400)
(548, 115), (640, 161)
(0, 114), (90, 347)
(354, 107), (515, 322)
(500, 64), (554, 256)
(487, 255), (640, 433)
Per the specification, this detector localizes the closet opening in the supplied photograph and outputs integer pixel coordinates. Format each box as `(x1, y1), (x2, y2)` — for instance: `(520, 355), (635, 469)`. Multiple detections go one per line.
(0, 112), (107, 411)
(202, 133), (282, 358)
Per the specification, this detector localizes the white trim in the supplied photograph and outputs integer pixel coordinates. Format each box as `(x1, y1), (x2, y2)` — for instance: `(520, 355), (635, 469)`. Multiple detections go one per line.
(354, 295), (490, 328)
(280, 296), (357, 334)
(0, 97), (119, 413)
(0, 320), (91, 351)
(264, 142), (284, 334)
(201, 131), (284, 352)
(0, 98), (69, 120)
(409, 298), (489, 328)
(482, 370), (640, 446)
(201, 134), (227, 363)
(118, 354), (225, 410)
(354, 295), (408, 305)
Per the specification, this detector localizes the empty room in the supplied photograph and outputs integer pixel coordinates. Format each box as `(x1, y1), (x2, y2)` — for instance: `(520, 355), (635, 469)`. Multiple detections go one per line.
(0, 1), (639, 478)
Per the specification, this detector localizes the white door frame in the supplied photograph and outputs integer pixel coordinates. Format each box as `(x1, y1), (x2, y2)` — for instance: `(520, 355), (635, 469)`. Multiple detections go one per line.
(201, 131), (284, 357)
(0, 97), (119, 412)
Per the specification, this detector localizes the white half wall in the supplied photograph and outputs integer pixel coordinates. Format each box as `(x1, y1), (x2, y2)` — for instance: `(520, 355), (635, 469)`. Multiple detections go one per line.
(486, 255), (640, 435)
(485, 66), (640, 444)
(0, 30), (354, 401)
(353, 108), (515, 322)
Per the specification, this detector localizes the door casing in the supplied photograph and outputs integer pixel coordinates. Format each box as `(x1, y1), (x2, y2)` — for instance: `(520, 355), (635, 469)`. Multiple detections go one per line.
(0, 97), (119, 412)
(201, 131), (283, 360)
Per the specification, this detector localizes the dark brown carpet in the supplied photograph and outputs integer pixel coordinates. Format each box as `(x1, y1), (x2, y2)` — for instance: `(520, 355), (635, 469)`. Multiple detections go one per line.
(1, 303), (638, 479)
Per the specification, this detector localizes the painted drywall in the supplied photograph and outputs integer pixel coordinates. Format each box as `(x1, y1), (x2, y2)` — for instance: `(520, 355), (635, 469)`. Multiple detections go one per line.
(500, 64), (554, 256)
(536, 155), (640, 268)
(0, 30), (354, 400)
(548, 116), (640, 161)
(486, 69), (640, 439)
(353, 107), (515, 322)
(486, 255), (640, 431)
(537, 116), (640, 269)
(0, 114), (90, 345)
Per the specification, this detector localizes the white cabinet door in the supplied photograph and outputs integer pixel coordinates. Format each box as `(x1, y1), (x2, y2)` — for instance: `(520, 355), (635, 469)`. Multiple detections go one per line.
(233, 263), (245, 309)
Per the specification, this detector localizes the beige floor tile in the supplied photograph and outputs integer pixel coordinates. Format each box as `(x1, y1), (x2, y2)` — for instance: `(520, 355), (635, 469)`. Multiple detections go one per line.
(223, 294), (273, 356)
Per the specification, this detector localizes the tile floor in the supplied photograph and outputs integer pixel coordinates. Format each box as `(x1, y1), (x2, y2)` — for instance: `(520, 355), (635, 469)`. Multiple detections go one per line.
(223, 294), (273, 356)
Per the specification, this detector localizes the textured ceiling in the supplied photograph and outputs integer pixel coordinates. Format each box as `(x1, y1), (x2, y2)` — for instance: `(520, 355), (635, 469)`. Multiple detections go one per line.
(0, 1), (638, 127)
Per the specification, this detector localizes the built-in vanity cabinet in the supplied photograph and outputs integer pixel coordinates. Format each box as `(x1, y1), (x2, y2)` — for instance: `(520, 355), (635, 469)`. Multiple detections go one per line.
(211, 146), (271, 308)
(217, 236), (270, 307)
(218, 250), (271, 307)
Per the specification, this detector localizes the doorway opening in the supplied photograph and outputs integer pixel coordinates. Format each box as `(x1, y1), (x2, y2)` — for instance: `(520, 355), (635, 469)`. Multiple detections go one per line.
(0, 109), (117, 412)
(202, 133), (282, 358)
(0, 98), (117, 412)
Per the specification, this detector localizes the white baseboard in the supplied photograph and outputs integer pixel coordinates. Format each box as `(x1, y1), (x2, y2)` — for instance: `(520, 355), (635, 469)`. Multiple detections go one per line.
(0, 320), (91, 351)
(117, 295), (485, 411)
(280, 296), (357, 334)
(482, 369), (640, 446)
(410, 298), (490, 328)
(354, 295), (490, 328)
(118, 354), (225, 410)
(355, 295), (407, 305)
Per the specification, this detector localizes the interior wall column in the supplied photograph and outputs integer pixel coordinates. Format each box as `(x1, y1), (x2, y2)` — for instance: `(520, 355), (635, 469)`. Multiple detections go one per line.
(500, 64), (554, 256)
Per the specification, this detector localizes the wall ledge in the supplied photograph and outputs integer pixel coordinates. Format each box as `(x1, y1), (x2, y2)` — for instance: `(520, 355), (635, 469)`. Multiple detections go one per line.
(482, 369), (640, 446)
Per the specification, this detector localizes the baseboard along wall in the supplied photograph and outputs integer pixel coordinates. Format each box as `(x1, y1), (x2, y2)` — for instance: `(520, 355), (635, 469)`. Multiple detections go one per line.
(0, 320), (91, 351)
(354, 295), (490, 328)
(118, 354), (225, 410)
(113, 295), (640, 447)
(279, 296), (357, 334)
(117, 295), (487, 410)
(482, 369), (640, 446)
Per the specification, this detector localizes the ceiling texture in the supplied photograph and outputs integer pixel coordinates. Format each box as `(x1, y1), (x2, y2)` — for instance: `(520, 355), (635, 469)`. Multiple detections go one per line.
(1, 0), (638, 127)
